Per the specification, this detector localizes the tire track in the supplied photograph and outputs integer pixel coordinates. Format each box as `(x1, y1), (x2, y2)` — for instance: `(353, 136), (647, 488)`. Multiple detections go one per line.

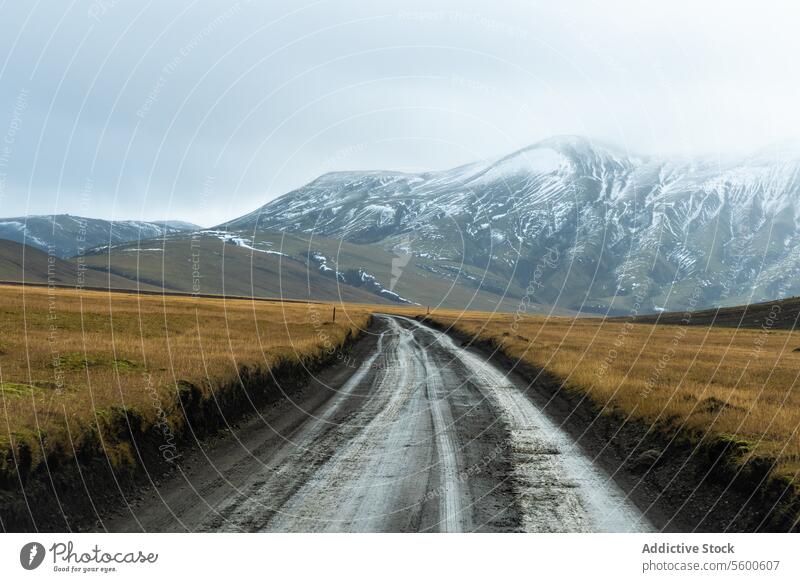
(263, 317), (470, 532)
(399, 316), (653, 532)
(104, 315), (653, 532)
(197, 332), (388, 531)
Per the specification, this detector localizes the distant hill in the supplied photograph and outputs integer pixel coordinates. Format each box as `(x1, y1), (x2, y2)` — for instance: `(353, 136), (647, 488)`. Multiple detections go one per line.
(0, 235), (398, 304)
(80, 228), (527, 310)
(78, 231), (420, 305)
(0, 215), (199, 259)
(161, 220), (202, 231)
(0, 239), (157, 289)
(628, 296), (800, 330)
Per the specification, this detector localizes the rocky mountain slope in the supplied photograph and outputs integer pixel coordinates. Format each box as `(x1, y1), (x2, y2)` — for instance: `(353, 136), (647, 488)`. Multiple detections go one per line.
(6, 136), (799, 313)
(0, 215), (199, 259)
(223, 136), (800, 313)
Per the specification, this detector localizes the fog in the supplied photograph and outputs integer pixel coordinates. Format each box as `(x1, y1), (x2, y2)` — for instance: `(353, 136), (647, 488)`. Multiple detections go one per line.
(0, 0), (798, 225)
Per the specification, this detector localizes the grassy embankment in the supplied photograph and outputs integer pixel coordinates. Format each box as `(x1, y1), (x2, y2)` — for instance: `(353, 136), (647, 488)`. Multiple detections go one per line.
(3, 283), (798, 523)
(0, 284), (370, 482)
(423, 310), (800, 489)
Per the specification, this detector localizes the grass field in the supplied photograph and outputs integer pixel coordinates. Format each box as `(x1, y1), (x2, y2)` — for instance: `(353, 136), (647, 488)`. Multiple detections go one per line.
(423, 309), (800, 484)
(2, 282), (799, 498)
(0, 284), (371, 477)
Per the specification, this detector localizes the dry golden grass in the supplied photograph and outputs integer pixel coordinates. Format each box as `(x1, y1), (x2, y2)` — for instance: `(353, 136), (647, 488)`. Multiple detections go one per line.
(425, 310), (800, 481)
(4, 284), (799, 487)
(0, 284), (370, 472)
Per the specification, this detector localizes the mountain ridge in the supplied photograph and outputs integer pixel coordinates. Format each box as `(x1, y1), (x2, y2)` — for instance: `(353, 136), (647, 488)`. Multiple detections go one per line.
(0, 214), (200, 259)
(5, 136), (800, 313)
(220, 135), (800, 312)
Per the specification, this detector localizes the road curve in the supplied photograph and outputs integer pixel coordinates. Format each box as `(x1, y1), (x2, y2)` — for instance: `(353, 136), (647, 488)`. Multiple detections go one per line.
(102, 315), (652, 532)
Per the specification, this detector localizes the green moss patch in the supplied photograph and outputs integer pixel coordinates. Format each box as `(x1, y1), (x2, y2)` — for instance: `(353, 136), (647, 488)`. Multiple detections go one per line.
(55, 352), (140, 373)
(714, 433), (753, 457)
(0, 382), (38, 397)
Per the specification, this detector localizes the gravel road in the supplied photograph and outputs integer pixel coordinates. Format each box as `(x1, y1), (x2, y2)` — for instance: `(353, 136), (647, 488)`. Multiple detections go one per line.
(102, 315), (652, 532)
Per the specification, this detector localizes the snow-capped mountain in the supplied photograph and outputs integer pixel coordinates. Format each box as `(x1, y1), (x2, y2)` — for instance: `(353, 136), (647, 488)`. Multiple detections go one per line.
(0, 215), (200, 259)
(223, 136), (800, 313)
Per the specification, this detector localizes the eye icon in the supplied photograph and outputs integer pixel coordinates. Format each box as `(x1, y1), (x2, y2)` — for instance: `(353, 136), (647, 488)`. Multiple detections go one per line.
(20, 542), (46, 570)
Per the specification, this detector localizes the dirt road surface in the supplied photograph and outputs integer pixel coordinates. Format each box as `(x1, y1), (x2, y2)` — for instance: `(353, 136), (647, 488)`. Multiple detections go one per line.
(101, 315), (653, 532)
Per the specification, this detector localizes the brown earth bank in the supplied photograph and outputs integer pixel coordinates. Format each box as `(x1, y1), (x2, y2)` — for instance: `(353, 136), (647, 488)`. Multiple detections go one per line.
(418, 316), (799, 532)
(0, 321), (371, 532)
(0, 283), (373, 532)
(625, 296), (800, 330)
(89, 315), (652, 533)
(4, 299), (798, 532)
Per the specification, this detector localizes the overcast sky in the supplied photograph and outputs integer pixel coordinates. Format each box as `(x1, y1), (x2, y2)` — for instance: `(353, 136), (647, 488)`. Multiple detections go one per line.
(0, 0), (798, 226)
